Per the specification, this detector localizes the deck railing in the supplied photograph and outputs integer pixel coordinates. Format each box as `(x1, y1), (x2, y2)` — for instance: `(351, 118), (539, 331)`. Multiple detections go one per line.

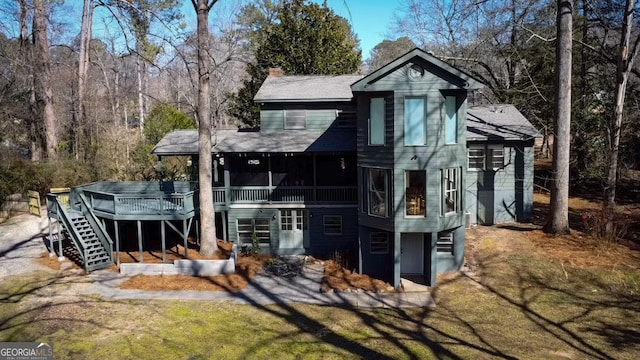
(76, 187), (196, 217)
(229, 186), (356, 203)
(65, 182), (355, 218)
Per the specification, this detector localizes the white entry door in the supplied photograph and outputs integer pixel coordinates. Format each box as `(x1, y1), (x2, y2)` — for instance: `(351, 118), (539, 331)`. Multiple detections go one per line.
(401, 233), (424, 274)
(280, 209), (309, 250)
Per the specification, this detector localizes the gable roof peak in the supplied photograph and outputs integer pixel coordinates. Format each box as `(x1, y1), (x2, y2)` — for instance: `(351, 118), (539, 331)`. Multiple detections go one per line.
(351, 47), (484, 92)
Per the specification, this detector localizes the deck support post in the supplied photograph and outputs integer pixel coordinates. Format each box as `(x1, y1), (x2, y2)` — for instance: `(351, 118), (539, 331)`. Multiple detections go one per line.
(161, 220), (166, 263)
(57, 214), (64, 261)
(114, 220), (120, 266)
(137, 220), (143, 263)
(183, 219), (188, 258)
(222, 211), (227, 241)
(47, 216), (54, 257)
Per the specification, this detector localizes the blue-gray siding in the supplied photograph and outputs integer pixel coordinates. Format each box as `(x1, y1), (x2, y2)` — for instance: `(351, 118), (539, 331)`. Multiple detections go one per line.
(465, 141), (535, 225)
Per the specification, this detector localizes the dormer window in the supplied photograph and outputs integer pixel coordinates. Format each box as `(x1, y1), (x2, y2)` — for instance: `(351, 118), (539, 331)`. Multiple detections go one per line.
(284, 110), (306, 129)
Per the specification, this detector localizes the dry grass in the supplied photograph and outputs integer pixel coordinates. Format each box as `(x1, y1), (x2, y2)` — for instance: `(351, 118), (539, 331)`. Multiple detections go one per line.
(119, 255), (265, 291)
(322, 260), (394, 292)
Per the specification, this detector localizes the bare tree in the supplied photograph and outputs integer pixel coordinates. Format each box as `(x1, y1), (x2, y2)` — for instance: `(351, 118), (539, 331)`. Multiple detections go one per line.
(603, 0), (640, 234)
(192, 0), (219, 256)
(32, 0), (59, 160)
(75, 0), (95, 161)
(545, 0), (573, 235)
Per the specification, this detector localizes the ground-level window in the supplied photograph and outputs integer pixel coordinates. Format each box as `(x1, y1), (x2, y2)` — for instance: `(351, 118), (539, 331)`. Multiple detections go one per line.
(368, 168), (389, 217)
(237, 218), (271, 245)
(405, 170), (426, 216)
(437, 231), (454, 254)
(370, 232), (389, 254)
(323, 215), (342, 235)
(442, 168), (461, 214)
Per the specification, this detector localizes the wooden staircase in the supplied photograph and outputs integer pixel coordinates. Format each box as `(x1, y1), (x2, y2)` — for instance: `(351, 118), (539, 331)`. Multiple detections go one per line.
(47, 192), (114, 272)
(68, 211), (112, 271)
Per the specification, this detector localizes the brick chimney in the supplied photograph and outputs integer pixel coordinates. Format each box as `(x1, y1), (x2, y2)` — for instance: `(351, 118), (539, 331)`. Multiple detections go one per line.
(268, 67), (285, 77)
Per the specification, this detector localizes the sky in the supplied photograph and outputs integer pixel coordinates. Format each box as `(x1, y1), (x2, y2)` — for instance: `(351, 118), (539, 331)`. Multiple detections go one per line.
(322, 0), (400, 59)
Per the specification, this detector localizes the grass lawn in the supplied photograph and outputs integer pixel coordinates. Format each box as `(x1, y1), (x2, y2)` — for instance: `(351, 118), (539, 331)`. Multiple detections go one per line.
(1, 195), (639, 359)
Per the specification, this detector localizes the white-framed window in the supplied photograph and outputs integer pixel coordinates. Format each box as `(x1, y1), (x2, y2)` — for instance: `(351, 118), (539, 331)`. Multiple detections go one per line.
(284, 110), (306, 129)
(237, 218), (271, 245)
(323, 215), (342, 235)
(490, 146), (505, 169)
(405, 170), (426, 216)
(370, 232), (389, 254)
(467, 145), (505, 170)
(445, 96), (457, 144)
(281, 209), (308, 231)
(437, 231), (454, 254)
(468, 147), (485, 170)
(404, 97), (426, 146)
(442, 168), (460, 215)
(368, 168), (389, 217)
(369, 98), (385, 145)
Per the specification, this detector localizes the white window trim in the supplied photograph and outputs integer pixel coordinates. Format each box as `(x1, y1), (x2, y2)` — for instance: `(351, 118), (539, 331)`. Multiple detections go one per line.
(405, 170), (426, 217)
(442, 168), (460, 216)
(467, 145), (485, 171)
(489, 144), (505, 170)
(368, 168), (389, 218)
(237, 218), (271, 246)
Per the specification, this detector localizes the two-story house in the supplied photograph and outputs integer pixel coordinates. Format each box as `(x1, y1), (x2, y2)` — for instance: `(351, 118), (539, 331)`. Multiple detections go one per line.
(153, 48), (540, 287)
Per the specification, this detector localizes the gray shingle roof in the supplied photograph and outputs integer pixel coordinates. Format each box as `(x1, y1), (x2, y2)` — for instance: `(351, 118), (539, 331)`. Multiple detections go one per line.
(152, 105), (539, 155)
(254, 75), (364, 102)
(467, 104), (541, 141)
(152, 129), (356, 155)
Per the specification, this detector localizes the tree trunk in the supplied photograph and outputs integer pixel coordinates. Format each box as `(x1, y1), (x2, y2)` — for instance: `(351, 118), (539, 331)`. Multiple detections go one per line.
(19, 0), (43, 161)
(603, 0), (639, 235)
(545, 0), (572, 235)
(137, 50), (145, 136)
(33, 0), (59, 160)
(194, 0), (219, 256)
(76, 0), (94, 161)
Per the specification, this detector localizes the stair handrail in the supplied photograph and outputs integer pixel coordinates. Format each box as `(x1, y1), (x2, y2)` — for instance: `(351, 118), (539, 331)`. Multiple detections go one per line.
(77, 192), (114, 264)
(47, 193), (88, 271)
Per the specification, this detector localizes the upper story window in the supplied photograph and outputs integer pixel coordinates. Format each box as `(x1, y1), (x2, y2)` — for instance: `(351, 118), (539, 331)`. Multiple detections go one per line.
(369, 98), (385, 145)
(284, 110), (306, 129)
(404, 97), (426, 146)
(368, 168), (389, 217)
(445, 96), (457, 144)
